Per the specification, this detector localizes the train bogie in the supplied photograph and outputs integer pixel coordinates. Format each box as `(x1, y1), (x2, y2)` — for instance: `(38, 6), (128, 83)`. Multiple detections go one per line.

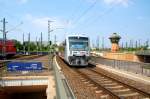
(68, 56), (90, 66)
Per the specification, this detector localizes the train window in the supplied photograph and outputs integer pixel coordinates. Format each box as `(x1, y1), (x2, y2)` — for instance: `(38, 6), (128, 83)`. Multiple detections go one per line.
(69, 42), (89, 50)
(69, 37), (88, 41)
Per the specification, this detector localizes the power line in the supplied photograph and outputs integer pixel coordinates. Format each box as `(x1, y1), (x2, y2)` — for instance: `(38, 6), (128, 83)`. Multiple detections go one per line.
(75, 0), (124, 31)
(68, 0), (83, 21)
(72, 0), (98, 26)
(66, 0), (83, 33)
(77, 5), (115, 30)
(7, 21), (23, 32)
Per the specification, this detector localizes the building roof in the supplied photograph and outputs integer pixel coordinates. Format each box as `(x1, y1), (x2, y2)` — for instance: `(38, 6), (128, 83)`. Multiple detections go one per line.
(109, 33), (121, 39)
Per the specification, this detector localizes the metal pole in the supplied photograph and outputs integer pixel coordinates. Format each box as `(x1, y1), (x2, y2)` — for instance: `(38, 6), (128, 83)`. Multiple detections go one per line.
(23, 33), (25, 55)
(2, 18), (7, 58)
(102, 37), (104, 50)
(39, 38), (40, 55)
(28, 33), (30, 55)
(41, 32), (42, 55)
(48, 20), (50, 45)
(48, 20), (54, 70)
(48, 20), (53, 45)
(54, 35), (57, 45)
(36, 36), (38, 55)
(138, 39), (141, 48)
(135, 40), (138, 49)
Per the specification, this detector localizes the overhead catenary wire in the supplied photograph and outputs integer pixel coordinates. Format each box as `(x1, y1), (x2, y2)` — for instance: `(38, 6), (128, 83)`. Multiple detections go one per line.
(83, 0), (135, 31)
(75, 0), (130, 31)
(77, 5), (115, 30)
(71, 0), (98, 27)
(7, 21), (23, 33)
(68, 0), (83, 22)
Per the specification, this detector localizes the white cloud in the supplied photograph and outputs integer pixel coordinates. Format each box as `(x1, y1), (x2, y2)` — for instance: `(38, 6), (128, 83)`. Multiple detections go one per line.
(23, 14), (69, 30)
(16, 0), (28, 4)
(103, 0), (131, 7)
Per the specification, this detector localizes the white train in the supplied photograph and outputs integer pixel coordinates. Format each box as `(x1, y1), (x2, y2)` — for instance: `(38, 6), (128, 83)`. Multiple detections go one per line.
(64, 35), (90, 66)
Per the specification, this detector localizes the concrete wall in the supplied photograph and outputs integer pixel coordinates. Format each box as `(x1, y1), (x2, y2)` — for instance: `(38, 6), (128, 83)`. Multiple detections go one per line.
(102, 52), (142, 62)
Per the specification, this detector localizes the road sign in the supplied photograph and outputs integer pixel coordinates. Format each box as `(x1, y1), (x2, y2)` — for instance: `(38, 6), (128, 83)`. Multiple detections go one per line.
(7, 62), (42, 71)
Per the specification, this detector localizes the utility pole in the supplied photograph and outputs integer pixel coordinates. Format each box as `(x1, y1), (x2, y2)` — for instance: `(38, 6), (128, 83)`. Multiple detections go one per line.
(135, 40), (138, 49)
(28, 33), (30, 55)
(125, 42), (128, 49)
(41, 32), (43, 55)
(102, 37), (104, 50)
(39, 38), (41, 54)
(129, 40), (132, 48)
(36, 36), (38, 55)
(23, 33), (25, 55)
(48, 20), (53, 45)
(54, 35), (57, 45)
(1, 18), (8, 57)
(96, 36), (99, 50)
(146, 39), (149, 47)
(138, 39), (141, 48)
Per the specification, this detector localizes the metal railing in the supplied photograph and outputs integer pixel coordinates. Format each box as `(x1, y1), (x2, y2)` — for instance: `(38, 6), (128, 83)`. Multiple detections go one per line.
(91, 56), (150, 77)
(53, 56), (76, 99)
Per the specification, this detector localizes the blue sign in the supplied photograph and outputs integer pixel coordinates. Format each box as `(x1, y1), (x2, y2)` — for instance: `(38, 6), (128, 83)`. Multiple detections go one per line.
(7, 62), (42, 71)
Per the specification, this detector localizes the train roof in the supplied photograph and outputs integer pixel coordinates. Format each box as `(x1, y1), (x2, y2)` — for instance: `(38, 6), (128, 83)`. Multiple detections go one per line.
(66, 34), (89, 38)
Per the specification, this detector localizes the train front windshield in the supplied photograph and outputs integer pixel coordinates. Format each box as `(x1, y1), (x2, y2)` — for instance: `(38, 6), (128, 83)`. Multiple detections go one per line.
(69, 37), (89, 51)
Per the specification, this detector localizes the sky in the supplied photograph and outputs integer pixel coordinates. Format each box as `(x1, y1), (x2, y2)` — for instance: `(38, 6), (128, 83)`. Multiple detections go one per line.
(0, 0), (150, 48)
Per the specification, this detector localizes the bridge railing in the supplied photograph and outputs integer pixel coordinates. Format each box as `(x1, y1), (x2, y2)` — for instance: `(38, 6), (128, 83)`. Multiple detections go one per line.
(91, 56), (150, 77)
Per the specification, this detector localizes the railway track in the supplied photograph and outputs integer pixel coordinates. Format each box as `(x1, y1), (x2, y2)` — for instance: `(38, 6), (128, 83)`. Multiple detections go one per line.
(56, 56), (150, 99)
(76, 68), (150, 99)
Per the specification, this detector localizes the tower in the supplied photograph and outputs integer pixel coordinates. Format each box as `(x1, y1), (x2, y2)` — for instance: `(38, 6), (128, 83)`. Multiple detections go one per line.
(109, 33), (121, 52)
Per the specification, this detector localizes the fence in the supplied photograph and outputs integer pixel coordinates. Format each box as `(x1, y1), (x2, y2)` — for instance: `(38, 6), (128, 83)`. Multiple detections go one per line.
(91, 56), (150, 77)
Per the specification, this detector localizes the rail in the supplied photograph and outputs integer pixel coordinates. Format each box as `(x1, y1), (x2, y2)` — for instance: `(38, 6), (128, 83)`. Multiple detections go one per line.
(53, 56), (76, 99)
(91, 56), (150, 76)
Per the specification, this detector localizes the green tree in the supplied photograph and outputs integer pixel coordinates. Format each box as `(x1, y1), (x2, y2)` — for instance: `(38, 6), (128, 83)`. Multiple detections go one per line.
(12, 40), (23, 51)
